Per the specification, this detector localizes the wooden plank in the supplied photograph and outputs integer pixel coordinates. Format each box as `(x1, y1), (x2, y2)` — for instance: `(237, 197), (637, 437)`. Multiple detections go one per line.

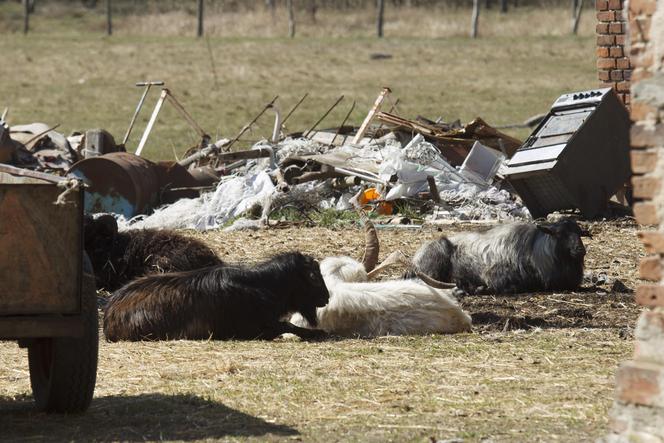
(0, 316), (84, 338)
(0, 184), (81, 315)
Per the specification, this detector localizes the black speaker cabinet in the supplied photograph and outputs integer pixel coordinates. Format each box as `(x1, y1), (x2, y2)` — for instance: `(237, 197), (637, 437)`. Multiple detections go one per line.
(503, 88), (630, 219)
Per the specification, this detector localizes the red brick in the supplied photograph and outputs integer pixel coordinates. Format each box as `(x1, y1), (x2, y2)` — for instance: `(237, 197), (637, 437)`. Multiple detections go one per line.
(597, 22), (609, 34)
(631, 102), (656, 121)
(609, 22), (623, 33)
(597, 34), (616, 46)
(598, 57), (617, 69)
(636, 285), (664, 307)
(598, 70), (611, 81)
(634, 202), (659, 225)
(616, 34), (627, 45)
(631, 125), (664, 149)
(611, 70), (624, 81)
(632, 150), (658, 173)
(624, 94), (631, 105)
(615, 360), (664, 407)
(608, 0), (623, 9)
(630, 0), (657, 15)
(598, 10), (616, 21)
(597, 0), (609, 10)
(632, 175), (661, 199)
(634, 311), (664, 364)
(617, 57), (631, 69)
(616, 80), (631, 92)
(638, 232), (664, 254)
(632, 68), (653, 82)
(610, 46), (624, 57)
(597, 47), (610, 58)
(640, 256), (663, 281)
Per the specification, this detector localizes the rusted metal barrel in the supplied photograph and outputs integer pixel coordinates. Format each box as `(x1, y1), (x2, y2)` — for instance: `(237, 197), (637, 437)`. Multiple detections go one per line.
(68, 152), (160, 218)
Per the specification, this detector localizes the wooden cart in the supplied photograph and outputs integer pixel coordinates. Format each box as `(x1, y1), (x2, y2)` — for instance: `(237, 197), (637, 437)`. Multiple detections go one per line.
(0, 165), (98, 413)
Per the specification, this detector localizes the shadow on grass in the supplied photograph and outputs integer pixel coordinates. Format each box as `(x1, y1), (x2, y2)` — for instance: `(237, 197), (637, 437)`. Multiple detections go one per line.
(0, 393), (298, 441)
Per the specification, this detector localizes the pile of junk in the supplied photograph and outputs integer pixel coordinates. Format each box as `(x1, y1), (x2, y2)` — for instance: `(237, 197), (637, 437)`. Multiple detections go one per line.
(0, 84), (633, 231)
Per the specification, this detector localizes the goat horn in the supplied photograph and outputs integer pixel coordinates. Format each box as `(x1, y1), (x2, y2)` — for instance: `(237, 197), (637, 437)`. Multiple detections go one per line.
(367, 250), (457, 290)
(360, 218), (380, 273)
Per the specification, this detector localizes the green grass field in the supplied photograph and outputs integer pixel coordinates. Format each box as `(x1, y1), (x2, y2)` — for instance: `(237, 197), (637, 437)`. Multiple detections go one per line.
(0, 4), (634, 442)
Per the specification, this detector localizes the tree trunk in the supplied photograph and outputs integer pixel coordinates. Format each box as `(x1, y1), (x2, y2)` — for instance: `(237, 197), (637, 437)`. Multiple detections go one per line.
(501, 0), (507, 13)
(572, 0), (584, 35)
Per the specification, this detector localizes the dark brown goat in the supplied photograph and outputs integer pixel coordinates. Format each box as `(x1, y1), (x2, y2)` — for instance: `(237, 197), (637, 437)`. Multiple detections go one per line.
(84, 214), (222, 291)
(103, 252), (330, 342)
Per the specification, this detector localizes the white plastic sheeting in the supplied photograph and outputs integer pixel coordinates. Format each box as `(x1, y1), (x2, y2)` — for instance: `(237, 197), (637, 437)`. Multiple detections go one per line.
(119, 171), (276, 231)
(116, 134), (529, 231)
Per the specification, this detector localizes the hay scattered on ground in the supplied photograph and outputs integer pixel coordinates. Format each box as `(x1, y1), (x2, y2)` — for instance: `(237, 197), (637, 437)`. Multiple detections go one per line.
(0, 219), (644, 441)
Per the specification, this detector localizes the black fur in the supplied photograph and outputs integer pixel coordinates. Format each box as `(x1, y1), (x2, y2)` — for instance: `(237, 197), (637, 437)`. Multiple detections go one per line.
(84, 214), (222, 291)
(408, 219), (588, 294)
(103, 252), (330, 341)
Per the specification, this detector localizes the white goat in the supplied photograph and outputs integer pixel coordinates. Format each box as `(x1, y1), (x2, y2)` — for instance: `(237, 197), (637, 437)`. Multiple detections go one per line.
(291, 254), (472, 338)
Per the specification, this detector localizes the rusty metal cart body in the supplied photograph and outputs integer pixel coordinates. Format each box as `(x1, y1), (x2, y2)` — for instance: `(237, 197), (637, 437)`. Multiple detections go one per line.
(0, 165), (98, 413)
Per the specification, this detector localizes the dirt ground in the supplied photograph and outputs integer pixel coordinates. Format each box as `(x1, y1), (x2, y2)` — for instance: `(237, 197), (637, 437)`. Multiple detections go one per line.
(0, 218), (646, 442)
(192, 217), (645, 334)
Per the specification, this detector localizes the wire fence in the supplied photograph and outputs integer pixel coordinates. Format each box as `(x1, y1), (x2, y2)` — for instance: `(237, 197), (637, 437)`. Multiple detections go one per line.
(8, 0), (594, 38)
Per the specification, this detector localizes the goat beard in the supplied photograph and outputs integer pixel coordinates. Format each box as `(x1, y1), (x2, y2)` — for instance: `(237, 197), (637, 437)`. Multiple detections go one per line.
(300, 305), (319, 328)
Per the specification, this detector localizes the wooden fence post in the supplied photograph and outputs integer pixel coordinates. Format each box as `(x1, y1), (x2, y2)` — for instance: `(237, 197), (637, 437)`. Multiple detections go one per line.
(106, 0), (112, 35)
(572, 0), (584, 35)
(376, 0), (385, 38)
(23, 0), (30, 34)
(287, 0), (296, 38)
(197, 0), (204, 37)
(471, 0), (480, 38)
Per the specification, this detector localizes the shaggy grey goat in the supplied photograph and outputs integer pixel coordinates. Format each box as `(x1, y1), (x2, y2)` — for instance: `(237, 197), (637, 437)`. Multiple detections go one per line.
(408, 219), (590, 294)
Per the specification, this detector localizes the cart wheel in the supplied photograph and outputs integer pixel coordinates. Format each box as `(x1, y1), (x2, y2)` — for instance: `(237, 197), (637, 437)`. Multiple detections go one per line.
(28, 254), (99, 413)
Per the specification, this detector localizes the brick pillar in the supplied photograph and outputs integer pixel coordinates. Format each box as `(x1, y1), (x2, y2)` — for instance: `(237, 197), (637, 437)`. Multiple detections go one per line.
(597, 0), (632, 106)
(605, 0), (664, 441)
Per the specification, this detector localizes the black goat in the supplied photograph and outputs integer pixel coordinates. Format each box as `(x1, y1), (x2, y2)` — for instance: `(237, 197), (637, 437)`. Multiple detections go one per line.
(408, 219), (590, 294)
(103, 252), (330, 341)
(84, 214), (222, 291)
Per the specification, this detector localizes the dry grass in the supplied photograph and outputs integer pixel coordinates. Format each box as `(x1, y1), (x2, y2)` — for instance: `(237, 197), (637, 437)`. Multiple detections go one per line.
(0, 330), (635, 442)
(0, 220), (645, 441)
(0, 4), (639, 440)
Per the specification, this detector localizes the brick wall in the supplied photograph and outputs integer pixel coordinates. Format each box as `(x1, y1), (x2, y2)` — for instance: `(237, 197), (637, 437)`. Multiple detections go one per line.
(597, 0), (631, 106)
(605, 0), (664, 440)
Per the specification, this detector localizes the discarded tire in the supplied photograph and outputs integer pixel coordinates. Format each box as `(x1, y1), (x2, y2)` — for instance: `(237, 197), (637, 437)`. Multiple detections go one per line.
(27, 255), (99, 413)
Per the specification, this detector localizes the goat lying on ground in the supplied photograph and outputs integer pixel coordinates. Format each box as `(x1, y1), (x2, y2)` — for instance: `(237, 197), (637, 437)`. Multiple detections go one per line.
(407, 219), (591, 294)
(84, 214), (222, 291)
(291, 222), (472, 337)
(103, 252), (330, 341)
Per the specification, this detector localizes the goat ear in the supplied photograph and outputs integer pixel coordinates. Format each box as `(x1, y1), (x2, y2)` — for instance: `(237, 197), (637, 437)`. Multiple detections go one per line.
(536, 224), (555, 235)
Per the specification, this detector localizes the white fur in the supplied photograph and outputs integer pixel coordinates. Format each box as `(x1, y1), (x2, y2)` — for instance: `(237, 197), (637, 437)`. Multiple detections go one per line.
(292, 256), (472, 338)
